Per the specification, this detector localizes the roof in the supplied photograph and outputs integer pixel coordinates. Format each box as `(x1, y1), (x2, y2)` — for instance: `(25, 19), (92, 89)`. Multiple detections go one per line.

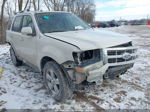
(15, 11), (70, 16)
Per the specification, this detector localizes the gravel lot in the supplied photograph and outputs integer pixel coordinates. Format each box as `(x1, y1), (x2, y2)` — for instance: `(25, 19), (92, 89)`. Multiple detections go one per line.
(0, 25), (150, 110)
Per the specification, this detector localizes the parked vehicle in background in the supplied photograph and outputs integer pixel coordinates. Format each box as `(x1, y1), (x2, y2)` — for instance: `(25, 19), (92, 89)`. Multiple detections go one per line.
(91, 22), (109, 28)
(92, 20), (120, 28)
(6, 11), (138, 101)
(107, 20), (120, 27)
(98, 22), (109, 28)
(147, 21), (150, 25)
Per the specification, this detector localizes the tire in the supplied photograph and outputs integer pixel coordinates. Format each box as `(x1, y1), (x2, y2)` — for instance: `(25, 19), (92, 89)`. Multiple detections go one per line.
(10, 47), (22, 66)
(43, 61), (72, 101)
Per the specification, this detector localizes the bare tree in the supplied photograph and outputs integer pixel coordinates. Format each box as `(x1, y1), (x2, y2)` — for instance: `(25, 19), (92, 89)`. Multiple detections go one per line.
(43, 0), (51, 11)
(14, 0), (17, 13)
(37, 0), (40, 10)
(65, 0), (95, 23)
(43, 0), (95, 23)
(18, 0), (23, 11)
(0, 0), (7, 44)
(25, 0), (41, 11)
(32, 0), (37, 11)
(24, 0), (30, 11)
(43, 0), (66, 11)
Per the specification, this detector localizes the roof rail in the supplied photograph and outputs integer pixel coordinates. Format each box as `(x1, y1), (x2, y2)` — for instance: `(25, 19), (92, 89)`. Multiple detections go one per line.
(14, 10), (24, 15)
(15, 9), (31, 15)
(19, 11), (24, 13)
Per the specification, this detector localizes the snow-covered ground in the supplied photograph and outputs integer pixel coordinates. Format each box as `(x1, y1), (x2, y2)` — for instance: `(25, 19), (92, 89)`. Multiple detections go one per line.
(0, 25), (150, 110)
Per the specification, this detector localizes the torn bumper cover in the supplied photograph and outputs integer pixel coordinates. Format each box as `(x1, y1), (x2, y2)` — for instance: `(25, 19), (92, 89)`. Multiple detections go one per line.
(84, 47), (138, 82)
(62, 47), (137, 84)
(87, 47), (137, 82)
(85, 62), (134, 82)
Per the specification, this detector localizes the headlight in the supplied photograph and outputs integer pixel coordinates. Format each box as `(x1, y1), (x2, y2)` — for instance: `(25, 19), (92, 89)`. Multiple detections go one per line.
(73, 49), (101, 66)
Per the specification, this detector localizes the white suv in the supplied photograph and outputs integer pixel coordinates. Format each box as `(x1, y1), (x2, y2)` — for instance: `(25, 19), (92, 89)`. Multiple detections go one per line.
(6, 11), (137, 101)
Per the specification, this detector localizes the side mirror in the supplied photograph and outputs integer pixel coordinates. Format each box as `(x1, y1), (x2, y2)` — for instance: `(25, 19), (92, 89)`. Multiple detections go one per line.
(21, 27), (33, 36)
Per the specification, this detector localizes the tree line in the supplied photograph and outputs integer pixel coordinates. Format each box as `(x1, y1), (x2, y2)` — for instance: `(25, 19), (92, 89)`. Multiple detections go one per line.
(0, 0), (95, 44)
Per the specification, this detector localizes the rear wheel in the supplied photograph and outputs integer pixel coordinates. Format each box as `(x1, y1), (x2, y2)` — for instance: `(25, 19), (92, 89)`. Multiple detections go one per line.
(10, 47), (22, 66)
(43, 61), (72, 101)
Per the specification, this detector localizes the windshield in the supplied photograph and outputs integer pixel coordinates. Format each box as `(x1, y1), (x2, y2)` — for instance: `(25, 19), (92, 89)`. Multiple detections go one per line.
(35, 12), (90, 33)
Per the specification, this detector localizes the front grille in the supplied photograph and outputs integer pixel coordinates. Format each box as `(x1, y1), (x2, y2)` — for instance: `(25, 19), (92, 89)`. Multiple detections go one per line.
(107, 47), (137, 64)
(107, 49), (134, 56)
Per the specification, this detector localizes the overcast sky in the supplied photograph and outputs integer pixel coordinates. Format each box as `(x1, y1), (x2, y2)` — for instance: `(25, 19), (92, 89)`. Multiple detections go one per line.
(95, 0), (150, 21)
(0, 0), (150, 21)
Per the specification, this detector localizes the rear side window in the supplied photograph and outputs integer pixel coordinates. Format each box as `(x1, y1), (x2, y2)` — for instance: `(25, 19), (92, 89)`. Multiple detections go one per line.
(12, 16), (22, 32)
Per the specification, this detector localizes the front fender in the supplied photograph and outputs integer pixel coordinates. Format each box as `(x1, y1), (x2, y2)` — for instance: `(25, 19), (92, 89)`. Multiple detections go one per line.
(36, 37), (80, 71)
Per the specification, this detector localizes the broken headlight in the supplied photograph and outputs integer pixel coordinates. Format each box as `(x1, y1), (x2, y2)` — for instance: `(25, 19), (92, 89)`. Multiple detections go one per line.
(73, 49), (101, 66)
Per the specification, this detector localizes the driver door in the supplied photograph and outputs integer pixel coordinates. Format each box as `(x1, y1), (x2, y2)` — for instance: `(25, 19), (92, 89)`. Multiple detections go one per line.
(20, 15), (37, 66)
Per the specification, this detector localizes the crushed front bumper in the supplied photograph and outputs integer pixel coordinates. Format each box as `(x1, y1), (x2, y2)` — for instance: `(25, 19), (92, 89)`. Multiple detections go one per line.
(84, 47), (138, 82)
(86, 62), (134, 82)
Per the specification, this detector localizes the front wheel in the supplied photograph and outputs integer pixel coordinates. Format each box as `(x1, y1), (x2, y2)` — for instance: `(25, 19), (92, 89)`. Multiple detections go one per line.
(43, 61), (72, 101)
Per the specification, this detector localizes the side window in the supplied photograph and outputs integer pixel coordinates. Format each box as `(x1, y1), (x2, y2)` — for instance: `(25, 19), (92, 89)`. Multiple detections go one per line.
(22, 15), (36, 35)
(12, 16), (22, 32)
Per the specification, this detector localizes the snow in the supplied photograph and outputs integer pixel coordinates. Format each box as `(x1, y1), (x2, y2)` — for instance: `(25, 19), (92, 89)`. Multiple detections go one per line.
(0, 25), (150, 110)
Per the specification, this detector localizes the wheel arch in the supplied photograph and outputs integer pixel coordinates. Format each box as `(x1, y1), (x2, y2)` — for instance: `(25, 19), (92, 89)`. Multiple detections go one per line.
(7, 42), (16, 53)
(7, 42), (11, 45)
(8, 42), (17, 56)
(40, 56), (73, 89)
(40, 56), (56, 71)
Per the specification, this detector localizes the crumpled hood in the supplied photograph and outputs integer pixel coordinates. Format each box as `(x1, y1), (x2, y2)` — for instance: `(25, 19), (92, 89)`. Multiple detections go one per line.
(45, 28), (132, 50)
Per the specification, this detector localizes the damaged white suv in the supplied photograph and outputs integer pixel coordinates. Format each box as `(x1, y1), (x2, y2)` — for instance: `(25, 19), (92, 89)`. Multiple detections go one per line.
(6, 11), (137, 101)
